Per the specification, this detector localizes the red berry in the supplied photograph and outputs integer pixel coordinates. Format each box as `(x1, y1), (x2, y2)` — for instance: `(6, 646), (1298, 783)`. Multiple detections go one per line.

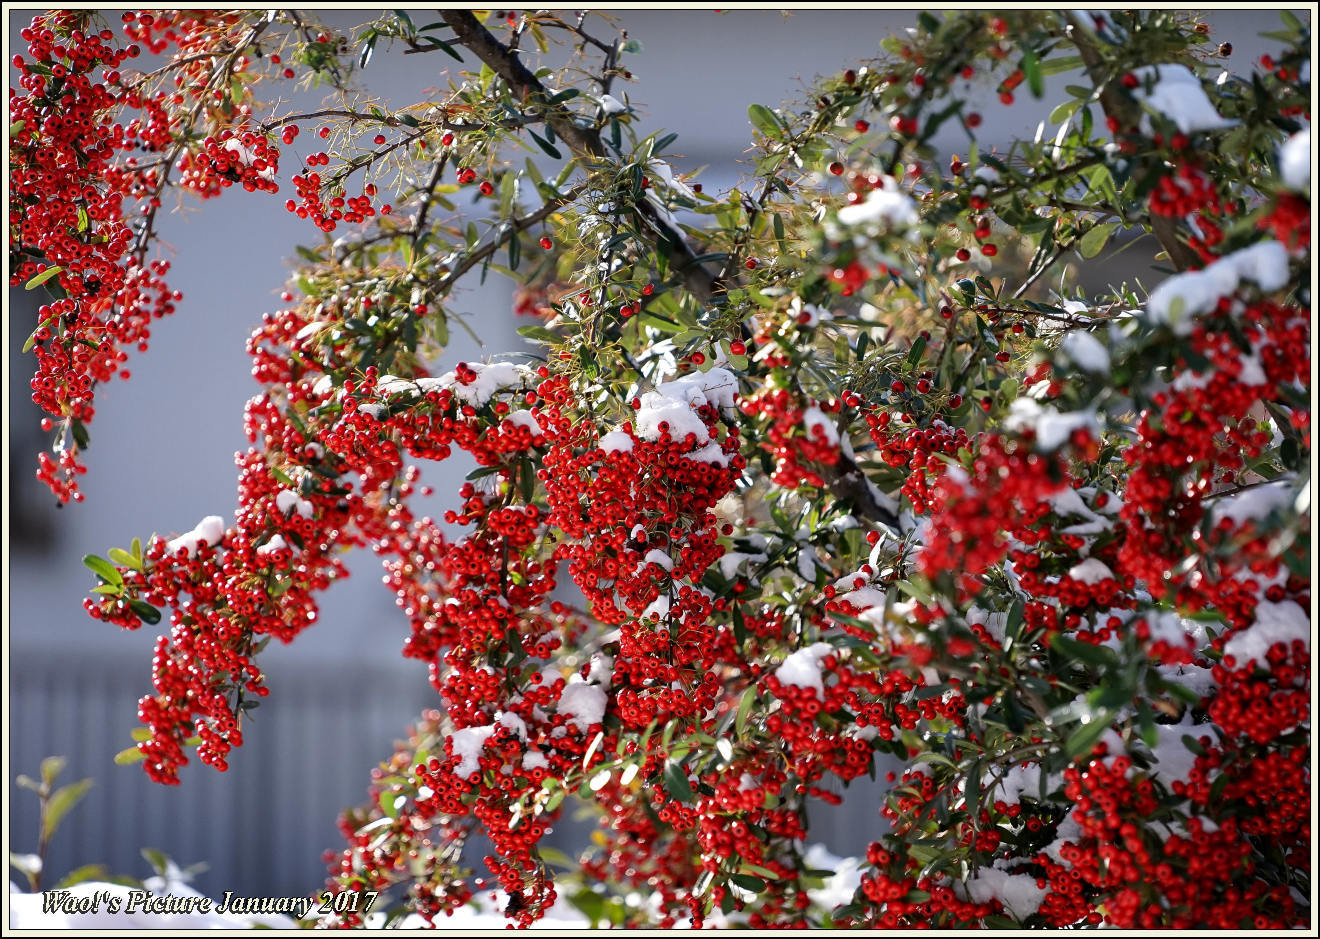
(539, 236), (553, 250)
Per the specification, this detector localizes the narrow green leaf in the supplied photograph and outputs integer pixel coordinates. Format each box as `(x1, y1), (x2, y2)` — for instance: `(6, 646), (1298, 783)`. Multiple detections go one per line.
(128, 599), (162, 626)
(1077, 220), (1119, 259)
(25, 266), (63, 290)
(42, 779), (93, 841)
(107, 547), (141, 571)
(730, 873), (766, 893)
(83, 554), (122, 586)
(529, 130), (562, 160)
(747, 103), (784, 140)
(734, 685), (757, 734)
(663, 760), (693, 803)
(1064, 717), (1113, 760)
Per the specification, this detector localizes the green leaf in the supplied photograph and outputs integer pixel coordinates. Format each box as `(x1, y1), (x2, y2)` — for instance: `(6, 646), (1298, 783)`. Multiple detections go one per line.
(747, 103), (784, 140)
(663, 760), (693, 803)
(906, 334), (927, 367)
(1050, 632), (1116, 669)
(107, 547), (142, 571)
(76, 207), (90, 233)
(730, 873), (767, 893)
(1064, 716), (1113, 760)
(735, 684), (757, 734)
(25, 266), (63, 290)
(358, 32), (377, 69)
(1048, 99), (1079, 124)
(529, 130), (562, 160)
(82, 554), (122, 586)
(128, 599), (162, 626)
(54, 864), (112, 889)
(1039, 54), (1084, 77)
(1077, 221), (1119, 259)
(42, 779), (93, 841)
(10, 119), (25, 138)
(140, 848), (169, 876)
(517, 324), (560, 344)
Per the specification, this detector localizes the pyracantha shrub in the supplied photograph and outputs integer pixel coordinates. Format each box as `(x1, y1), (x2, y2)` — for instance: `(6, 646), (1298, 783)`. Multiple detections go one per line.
(15, 8), (1310, 928)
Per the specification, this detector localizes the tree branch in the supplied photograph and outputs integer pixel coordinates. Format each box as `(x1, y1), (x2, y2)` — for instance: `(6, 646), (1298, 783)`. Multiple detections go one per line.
(1064, 13), (1201, 272)
(441, 10), (723, 305)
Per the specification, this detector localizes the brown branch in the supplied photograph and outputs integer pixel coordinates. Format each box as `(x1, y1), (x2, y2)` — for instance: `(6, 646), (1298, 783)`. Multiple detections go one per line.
(1064, 13), (1201, 272)
(440, 10), (722, 305)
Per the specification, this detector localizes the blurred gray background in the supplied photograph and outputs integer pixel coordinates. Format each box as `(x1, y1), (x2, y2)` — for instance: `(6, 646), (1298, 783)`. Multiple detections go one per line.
(7, 8), (1283, 902)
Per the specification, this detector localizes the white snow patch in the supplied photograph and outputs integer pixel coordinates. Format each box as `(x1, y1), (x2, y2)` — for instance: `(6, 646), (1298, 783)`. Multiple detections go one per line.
(835, 184), (919, 230)
(1131, 64), (1235, 134)
(958, 867), (1047, 920)
(586, 653), (614, 688)
(503, 410), (543, 435)
(646, 159), (695, 199)
(1041, 814), (1083, 863)
(598, 430), (635, 454)
(1004, 398), (1099, 452)
(1060, 330), (1111, 372)
(1155, 662), (1217, 700)
(497, 711), (528, 740)
(450, 725), (497, 778)
(256, 534), (288, 557)
(1067, 558), (1114, 584)
(1212, 480), (1296, 526)
(1222, 599), (1310, 668)
(166, 515), (226, 557)
(634, 367), (738, 443)
(774, 642), (834, 697)
(838, 586), (887, 611)
(275, 489), (314, 519)
(1280, 128), (1311, 190)
(718, 551), (767, 579)
(802, 406), (840, 446)
(422, 361), (526, 406)
(641, 595), (671, 621)
(558, 681), (608, 731)
(802, 844), (862, 912)
(988, 762), (1044, 806)
(522, 748), (549, 771)
(643, 549), (674, 572)
(1144, 719), (1200, 785)
(1145, 241), (1291, 334)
